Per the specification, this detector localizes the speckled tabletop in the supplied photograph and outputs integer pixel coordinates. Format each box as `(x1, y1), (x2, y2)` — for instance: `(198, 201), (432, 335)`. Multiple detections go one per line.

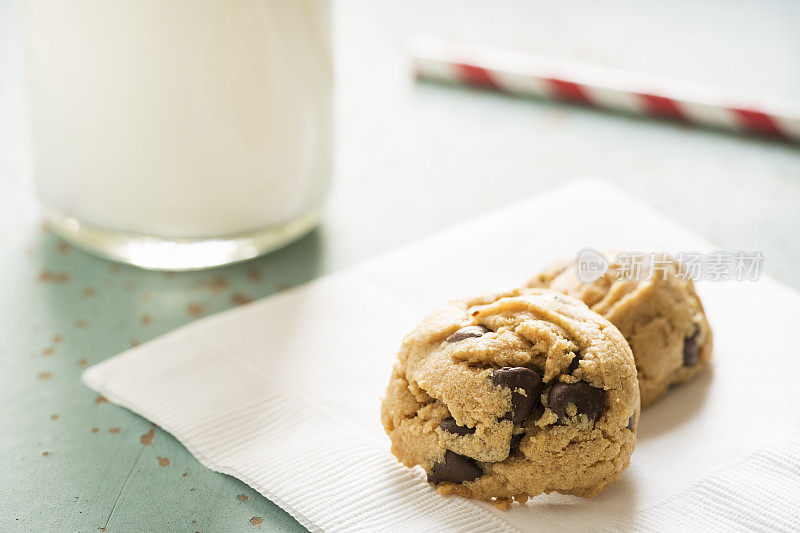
(2, 1), (799, 532)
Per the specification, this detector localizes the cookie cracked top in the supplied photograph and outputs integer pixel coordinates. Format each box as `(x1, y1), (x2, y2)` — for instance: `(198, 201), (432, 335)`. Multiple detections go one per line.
(381, 288), (640, 504)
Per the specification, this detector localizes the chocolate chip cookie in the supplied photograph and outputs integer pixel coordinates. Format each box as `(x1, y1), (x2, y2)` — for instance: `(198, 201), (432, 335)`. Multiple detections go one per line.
(381, 288), (639, 505)
(529, 252), (712, 408)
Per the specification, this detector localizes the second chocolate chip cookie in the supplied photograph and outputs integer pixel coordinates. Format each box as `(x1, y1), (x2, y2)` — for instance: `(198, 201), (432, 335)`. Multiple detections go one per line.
(529, 252), (713, 408)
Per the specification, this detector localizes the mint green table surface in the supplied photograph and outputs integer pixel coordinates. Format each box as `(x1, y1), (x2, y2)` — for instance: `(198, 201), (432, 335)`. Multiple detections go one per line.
(2, 1), (799, 531)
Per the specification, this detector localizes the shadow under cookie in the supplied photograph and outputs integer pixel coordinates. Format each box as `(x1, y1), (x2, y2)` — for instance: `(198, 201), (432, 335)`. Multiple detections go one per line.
(636, 367), (713, 440)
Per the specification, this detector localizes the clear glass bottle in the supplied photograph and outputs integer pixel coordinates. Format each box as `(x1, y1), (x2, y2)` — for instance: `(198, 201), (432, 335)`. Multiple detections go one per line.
(21, 0), (332, 270)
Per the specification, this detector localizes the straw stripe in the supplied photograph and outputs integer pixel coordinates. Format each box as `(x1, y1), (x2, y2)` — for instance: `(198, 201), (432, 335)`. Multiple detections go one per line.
(545, 78), (593, 105)
(454, 63), (499, 89)
(638, 92), (687, 121)
(410, 37), (800, 142)
(732, 108), (786, 138)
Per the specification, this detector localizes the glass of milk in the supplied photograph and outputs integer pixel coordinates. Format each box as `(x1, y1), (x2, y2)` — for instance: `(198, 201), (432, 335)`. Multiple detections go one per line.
(20, 0), (332, 270)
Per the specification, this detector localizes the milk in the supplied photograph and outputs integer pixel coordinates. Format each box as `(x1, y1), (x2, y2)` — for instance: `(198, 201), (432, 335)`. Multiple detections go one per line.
(21, 0), (332, 241)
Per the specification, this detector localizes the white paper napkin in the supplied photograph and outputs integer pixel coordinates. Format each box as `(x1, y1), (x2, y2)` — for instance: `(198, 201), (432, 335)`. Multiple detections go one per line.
(83, 179), (800, 532)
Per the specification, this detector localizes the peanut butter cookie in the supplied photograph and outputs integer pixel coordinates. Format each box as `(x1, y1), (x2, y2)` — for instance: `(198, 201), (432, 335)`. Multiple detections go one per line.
(381, 288), (639, 505)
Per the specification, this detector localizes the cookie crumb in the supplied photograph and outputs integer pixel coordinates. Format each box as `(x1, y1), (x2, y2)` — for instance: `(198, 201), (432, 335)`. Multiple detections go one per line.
(492, 498), (510, 510)
(186, 303), (206, 317)
(140, 427), (156, 446)
(195, 276), (229, 293)
(231, 293), (254, 306)
(39, 270), (70, 283)
(246, 268), (262, 282)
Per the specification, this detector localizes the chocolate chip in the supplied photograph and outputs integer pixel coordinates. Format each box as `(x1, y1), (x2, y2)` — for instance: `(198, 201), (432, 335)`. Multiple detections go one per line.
(510, 433), (524, 453)
(566, 351), (582, 374)
(514, 399), (544, 424)
(446, 325), (490, 343)
(626, 415), (635, 431)
(548, 381), (605, 424)
(683, 332), (700, 367)
(439, 417), (476, 436)
(427, 451), (482, 484)
(491, 367), (544, 424)
(528, 402), (544, 423)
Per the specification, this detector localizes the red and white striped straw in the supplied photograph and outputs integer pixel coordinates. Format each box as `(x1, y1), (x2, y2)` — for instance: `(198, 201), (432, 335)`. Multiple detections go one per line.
(409, 37), (800, 143)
